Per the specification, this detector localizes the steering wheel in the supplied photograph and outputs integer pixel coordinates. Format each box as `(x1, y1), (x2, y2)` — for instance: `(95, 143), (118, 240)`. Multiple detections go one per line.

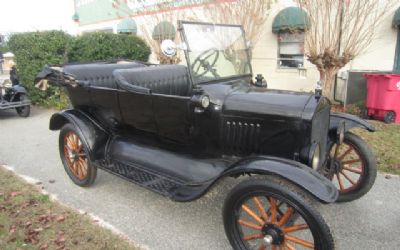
(191, 48), (220, 77)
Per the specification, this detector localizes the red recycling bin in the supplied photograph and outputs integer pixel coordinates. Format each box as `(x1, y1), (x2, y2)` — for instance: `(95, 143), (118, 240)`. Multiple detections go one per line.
(365, 74), (400, 124)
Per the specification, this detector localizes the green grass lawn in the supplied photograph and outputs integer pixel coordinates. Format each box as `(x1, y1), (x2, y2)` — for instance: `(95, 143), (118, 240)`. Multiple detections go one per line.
(353, 121), (400, 175)
(0, 166), (139, 250)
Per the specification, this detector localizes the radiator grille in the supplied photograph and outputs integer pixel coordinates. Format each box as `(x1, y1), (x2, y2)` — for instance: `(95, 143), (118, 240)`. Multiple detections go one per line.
(311, 105), (331, 164)
(222, 120), (261, 155)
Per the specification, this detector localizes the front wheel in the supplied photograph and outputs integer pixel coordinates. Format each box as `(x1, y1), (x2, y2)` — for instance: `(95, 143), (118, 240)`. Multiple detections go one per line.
(15, 94), (30, 117)
(223, 177), (334, 250)
(327, 132), (377, 202)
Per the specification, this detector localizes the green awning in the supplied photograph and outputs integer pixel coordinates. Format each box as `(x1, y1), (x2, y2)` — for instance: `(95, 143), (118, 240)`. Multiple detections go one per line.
(272, 7), (309, 33)
(393, 7), (400, 28)
(117, 18), (137, 34)
(152, 21), (176, 41)
(72, 13), (79, 22)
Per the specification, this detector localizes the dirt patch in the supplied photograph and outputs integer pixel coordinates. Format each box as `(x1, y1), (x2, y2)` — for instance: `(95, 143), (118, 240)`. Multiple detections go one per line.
(0, 166), (139, 250)
(353, 121), (400, 175)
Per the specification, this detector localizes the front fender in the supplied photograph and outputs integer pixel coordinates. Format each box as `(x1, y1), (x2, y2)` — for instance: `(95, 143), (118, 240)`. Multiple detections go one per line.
(224, 157), (338, 203)
(330, 112), (375, 132)
(11, 84), (28, 94)
(50, 109), (109, 161)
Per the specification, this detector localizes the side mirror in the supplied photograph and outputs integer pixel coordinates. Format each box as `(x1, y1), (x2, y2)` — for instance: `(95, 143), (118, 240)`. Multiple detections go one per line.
(161, 39), (177, 57)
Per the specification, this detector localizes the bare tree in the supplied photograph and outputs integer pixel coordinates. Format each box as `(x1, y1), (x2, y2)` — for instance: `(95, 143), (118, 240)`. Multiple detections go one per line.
(139, 10), (186, 64)
(296, 0), (399, 99)
(112, 0), (190, 64)
(202, 0), (274, 48)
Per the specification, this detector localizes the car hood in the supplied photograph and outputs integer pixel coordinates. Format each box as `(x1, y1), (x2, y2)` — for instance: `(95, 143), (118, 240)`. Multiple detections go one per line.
(201, 80), (315, 119)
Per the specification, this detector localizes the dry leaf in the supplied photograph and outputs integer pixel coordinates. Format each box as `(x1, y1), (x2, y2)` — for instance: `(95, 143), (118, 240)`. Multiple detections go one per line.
(39, 243), (49, 250)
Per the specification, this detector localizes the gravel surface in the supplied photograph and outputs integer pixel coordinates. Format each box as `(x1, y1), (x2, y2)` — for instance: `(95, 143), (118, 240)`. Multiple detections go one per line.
(1, 107), (399, 250)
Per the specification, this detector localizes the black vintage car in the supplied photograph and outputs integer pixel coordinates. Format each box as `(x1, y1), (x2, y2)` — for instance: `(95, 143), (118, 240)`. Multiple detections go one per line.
(0, 66), (30, 117)
(37, 21), (377, 250)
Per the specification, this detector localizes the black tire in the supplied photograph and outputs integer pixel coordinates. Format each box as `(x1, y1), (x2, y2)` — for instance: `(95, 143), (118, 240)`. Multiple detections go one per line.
(59, 123), (97, 187)
(223, 176), (334, 250)
(329, 132), (377, 202)
(384, 111), (396, 124)
(361, 108), (370, 119)
(15, 94), (30, 117)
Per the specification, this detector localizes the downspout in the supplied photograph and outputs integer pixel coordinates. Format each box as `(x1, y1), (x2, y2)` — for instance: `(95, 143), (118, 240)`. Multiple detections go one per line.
(334, 0), (344, 102)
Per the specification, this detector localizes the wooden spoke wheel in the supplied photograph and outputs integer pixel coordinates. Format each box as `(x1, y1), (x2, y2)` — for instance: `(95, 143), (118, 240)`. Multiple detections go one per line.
(328, 132), (377, 202)
(59, 123), (97, 187)
(63, 131), (88, 180)
(224, 177), (334, 250)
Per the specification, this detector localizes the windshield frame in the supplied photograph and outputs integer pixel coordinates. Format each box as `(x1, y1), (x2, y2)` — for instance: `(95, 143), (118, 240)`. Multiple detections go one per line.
(178, 20), (253, 86)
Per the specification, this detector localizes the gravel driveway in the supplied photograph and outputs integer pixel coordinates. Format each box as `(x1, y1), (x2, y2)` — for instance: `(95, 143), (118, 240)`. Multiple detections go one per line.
(1, 107), (399, 250)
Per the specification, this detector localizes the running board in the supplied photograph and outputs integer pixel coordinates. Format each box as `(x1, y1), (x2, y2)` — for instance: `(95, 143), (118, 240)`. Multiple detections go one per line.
(96, 159), (186, 198)
(94, 136), (231, 201)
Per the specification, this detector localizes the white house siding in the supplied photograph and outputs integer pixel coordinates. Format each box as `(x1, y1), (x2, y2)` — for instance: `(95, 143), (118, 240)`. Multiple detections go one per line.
(74, 0), (400, 92)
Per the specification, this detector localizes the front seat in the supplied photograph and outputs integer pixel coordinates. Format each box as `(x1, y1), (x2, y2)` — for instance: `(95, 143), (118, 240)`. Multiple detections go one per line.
(114, 65), (192, 96)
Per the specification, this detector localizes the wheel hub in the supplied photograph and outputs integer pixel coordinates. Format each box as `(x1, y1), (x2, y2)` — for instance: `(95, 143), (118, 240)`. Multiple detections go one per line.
(73, 153), (79, 161)
(262, 224), (284, 245)
(333, 159), (343, 173)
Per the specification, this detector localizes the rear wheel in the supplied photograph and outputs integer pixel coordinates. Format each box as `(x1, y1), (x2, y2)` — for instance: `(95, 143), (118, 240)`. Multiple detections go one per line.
(223, 177), (334, 250)
(15, 94), (30, 117)
(59, 123), (96, 187)
(384, 111), (396, 124)
(328, 132), (377, 202)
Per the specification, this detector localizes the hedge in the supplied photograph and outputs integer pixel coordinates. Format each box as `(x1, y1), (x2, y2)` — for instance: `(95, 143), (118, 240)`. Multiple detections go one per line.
(7, 31), (151, 108)
(8, 31), (72, 108)
(69, 32), (150, 63)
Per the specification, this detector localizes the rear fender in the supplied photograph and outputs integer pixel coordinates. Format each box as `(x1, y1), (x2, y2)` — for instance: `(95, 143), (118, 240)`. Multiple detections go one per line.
(223, 157), (338, 203)
(50, 109), (109, 161)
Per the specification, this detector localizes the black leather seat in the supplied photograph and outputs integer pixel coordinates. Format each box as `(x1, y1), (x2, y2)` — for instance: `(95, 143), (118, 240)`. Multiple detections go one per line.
(114, 65), (192, 96)
(63, 62), (145, 88)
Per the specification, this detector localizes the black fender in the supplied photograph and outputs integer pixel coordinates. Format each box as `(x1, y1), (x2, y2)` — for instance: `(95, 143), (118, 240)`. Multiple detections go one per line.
(330, 112), (375, 132)
(49, 109), (109, 161)
(223, 157), (338, 203)
(173, 156), (338, 203)
(9, 85), (28, 102)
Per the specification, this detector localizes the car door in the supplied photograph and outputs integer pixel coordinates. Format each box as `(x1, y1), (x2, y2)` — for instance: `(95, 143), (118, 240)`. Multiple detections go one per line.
(118, 86), (157, 134)
(152, 94), (192, 143)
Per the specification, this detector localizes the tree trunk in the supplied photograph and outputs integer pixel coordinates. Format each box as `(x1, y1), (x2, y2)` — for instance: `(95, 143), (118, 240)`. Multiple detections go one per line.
(320, 69), (337, 100)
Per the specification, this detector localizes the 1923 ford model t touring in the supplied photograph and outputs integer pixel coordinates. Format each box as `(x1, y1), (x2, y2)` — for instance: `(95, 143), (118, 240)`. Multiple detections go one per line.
(37, 21), (377, 250)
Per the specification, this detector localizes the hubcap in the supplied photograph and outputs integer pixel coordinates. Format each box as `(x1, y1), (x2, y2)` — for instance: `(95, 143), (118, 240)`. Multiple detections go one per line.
(263, 235), (273, 245)
(262, 224), (285, 245)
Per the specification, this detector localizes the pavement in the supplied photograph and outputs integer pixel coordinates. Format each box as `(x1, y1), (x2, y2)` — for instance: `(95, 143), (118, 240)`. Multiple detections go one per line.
(0, 107), (399, 250)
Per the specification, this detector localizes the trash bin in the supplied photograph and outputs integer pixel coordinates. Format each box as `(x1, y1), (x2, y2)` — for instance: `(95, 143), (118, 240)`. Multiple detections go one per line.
(365, 74), (400, 124)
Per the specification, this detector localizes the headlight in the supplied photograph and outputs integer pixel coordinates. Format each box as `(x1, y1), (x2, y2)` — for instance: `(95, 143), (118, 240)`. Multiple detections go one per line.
(310, 143), (321, 170)
(337, 121), (345, 145)
(201, 95), (210, 108)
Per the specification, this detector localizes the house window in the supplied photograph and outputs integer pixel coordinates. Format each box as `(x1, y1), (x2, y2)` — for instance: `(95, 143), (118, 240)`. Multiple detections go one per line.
(278, 32), (305, 69)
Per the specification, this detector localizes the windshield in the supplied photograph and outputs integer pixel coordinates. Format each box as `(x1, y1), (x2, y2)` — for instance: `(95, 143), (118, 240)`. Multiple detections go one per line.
(181, 22), (252, 84)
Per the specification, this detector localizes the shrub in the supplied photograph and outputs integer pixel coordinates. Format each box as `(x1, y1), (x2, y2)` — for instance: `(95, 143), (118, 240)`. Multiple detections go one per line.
(69, 32), (151, 63)
(8, 31), (151, 108)
(8, 31), (72, 107)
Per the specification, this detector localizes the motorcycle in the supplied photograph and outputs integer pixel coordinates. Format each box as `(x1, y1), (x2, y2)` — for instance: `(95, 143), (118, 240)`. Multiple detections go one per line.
(0, 66), (31, 117)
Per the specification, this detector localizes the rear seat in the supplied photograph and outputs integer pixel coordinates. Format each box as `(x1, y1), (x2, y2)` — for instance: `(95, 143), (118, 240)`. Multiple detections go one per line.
(63, 62), (146, 89)
(113, 65), (192, 96)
